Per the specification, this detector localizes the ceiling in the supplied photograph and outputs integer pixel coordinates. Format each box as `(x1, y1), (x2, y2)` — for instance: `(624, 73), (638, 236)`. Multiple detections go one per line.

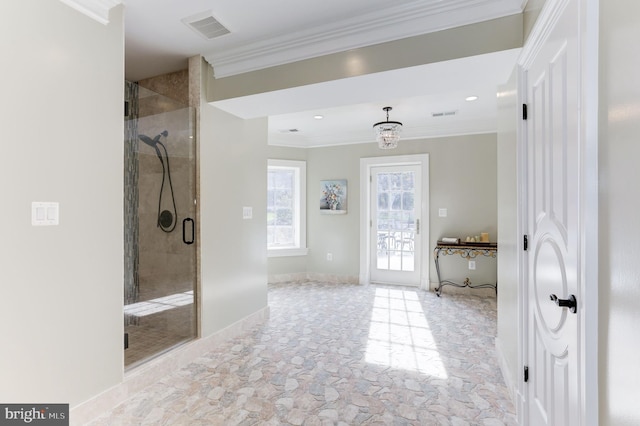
(123, 0), (526, 147)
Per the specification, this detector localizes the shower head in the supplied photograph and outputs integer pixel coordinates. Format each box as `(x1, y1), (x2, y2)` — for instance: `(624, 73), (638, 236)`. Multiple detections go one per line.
(139, 133), (159, 147)
(139, 131), (168, 148)
(139, 132), (167, 167)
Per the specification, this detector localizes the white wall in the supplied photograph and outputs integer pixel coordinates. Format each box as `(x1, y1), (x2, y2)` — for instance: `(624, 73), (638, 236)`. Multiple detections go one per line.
(200, 68), (268, 336)
(0, 0), (124, 406)
(268, 135), (498, 287)
(599, 2), (640, 424)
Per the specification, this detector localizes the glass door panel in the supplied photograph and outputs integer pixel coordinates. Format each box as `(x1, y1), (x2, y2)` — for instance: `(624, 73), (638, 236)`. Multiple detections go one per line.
(124, 83), (197, 368)
(370, 165), (421, 286)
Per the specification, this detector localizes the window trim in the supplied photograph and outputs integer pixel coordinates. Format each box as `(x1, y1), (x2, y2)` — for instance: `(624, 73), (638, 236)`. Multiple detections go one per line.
(267, 159), (308, 257)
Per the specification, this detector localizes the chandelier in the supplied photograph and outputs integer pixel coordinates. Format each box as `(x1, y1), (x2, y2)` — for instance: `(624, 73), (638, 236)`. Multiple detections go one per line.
(373, 106), (402, 149)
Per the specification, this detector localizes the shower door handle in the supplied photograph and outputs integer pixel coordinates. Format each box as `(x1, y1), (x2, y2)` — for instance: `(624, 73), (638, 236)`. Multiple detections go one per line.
(182, 218), (195, 245)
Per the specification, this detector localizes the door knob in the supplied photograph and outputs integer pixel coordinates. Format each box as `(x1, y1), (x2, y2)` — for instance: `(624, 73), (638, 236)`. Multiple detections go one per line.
(549, 294), (577, 313)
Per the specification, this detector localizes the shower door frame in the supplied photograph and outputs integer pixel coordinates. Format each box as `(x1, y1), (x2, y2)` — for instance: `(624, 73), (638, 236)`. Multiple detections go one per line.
(124, 83), (199, 368)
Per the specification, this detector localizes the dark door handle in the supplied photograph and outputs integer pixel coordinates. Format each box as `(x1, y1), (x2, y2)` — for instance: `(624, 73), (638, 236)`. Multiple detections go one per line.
(550, 294), (577, 313)
(182, 218), (195, 245)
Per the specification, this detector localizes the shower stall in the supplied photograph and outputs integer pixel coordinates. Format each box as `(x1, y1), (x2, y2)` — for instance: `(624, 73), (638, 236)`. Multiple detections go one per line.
(124, 81), (197, 367)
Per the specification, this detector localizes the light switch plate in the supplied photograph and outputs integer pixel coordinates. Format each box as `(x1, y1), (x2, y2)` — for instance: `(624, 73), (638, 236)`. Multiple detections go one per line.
(32, 202), (59, 226)
(439, 208), (448, 217)
(243, 206), (253, 219)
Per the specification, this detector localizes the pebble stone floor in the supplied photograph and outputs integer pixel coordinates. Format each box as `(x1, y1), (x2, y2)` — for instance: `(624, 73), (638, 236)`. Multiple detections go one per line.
(89, 282), (516, 425)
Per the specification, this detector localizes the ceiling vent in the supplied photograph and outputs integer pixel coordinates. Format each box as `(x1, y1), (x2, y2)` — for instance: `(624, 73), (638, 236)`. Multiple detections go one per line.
(182, 11), (230, 40)
(431, 110), (458, 118)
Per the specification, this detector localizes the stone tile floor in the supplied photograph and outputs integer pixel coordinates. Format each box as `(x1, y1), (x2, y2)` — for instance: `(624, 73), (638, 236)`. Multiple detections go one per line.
(89, 282), (516, 425)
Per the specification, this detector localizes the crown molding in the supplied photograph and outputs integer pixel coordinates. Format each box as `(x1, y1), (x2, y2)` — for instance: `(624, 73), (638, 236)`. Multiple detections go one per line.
(58, 0), (123, 25)
(204, 0), (523, 78)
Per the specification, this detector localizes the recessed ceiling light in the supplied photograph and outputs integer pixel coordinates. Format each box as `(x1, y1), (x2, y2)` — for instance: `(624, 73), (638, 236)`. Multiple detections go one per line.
(314, 115), (324, 120)
(465, 96), (479, 102)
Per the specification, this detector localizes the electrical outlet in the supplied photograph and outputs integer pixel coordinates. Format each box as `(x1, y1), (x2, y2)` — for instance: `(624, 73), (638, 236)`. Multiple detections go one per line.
(326, 253), (333, 261)
(468, 260), (476, 270)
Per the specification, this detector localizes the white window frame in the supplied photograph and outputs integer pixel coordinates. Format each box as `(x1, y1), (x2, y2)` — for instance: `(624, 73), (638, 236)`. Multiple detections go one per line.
(267, 159), (308, 257)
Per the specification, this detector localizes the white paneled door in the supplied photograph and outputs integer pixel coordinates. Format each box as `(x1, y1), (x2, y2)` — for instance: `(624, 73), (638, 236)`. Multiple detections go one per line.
(370, 165), (421, 286)
(523, 0), (583, 423)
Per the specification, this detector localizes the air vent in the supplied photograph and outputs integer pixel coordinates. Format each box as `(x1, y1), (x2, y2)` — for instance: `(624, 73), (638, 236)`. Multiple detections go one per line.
(432, 111), (457, 117)
(182, 11), (230, 40)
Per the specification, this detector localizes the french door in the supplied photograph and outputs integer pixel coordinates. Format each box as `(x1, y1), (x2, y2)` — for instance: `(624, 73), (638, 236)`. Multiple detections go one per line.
(369, 164), (422, 286)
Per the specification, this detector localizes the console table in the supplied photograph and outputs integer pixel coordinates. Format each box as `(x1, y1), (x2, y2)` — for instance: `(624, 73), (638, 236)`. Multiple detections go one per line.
(433, 241), (498, 296)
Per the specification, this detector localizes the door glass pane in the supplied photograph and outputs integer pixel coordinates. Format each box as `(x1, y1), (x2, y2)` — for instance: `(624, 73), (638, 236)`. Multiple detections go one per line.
(124, 83), (197, 368)
(388, 250), (401, 271)
(376, 229), (387, 270)
(402, 250), (415, 271)
(402, 192), (414, 211)
(375, 170), (416, 272)
(391, 193), (402, 210)
(378, 192), (389, 210)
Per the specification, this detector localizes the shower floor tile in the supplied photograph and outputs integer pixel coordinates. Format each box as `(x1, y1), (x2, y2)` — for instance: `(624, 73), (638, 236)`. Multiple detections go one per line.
(125, 304), (195, 367)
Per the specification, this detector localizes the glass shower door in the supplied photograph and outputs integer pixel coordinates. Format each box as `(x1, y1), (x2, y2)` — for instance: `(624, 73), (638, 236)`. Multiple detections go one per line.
(124, 83), (197, 368)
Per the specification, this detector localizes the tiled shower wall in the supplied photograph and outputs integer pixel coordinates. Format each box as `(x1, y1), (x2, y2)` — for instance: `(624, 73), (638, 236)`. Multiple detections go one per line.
(136, 86), (195, 301)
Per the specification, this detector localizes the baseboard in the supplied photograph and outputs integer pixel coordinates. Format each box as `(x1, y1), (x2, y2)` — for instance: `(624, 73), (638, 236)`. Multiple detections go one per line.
(268, 272), (308, 284)
(268, 273), (359, 285)
(495, 337), (516, 405)
(307, 273), (359, 284)
(70, 306), (270, 425)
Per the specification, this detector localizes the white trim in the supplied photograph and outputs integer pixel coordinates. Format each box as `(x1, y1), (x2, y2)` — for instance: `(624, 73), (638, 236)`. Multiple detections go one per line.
(359, 154), (429, 289)
(267, 273), (360, 285)
(580, 0), (600, 424)
(495, 337), (516, 404)
(58, 0), (122, 25)
(267, 247), (309, 258)
(518, 0), (569, 69)
(515, 63), (528, 425)
(204, 0), (524, 77)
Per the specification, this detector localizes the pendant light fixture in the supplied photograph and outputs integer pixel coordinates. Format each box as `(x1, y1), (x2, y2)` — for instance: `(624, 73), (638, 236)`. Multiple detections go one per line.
(373, 106), (402, 149)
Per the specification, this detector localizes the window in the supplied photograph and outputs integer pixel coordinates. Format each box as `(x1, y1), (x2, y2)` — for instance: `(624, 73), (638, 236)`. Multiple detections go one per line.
(267, 160), (307, 257)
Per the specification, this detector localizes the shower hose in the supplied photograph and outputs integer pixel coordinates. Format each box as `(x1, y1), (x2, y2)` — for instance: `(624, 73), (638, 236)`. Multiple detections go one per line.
(139, 131), (177, 233)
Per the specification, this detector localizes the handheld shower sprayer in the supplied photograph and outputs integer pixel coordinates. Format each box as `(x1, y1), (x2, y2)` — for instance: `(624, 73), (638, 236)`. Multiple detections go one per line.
(139, 130), (168, 148)
(139, 131), (177, 233)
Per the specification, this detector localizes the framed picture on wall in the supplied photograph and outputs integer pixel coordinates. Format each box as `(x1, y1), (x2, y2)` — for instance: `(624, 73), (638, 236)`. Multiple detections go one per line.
(320, 179), (347, 214)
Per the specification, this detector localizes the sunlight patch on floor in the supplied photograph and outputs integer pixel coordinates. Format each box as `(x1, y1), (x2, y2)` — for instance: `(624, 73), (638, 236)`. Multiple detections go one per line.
(365, 288), (447, 379)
